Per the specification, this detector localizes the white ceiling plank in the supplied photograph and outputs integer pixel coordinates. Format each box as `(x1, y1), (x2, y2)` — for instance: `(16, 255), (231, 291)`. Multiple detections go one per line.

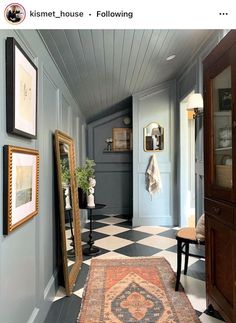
(103, 30), (115, 108)
(51, 30), (93, 109)
(131, 30), (161, 92)
(128, 29), (154, 93)
(123, 30), (145, 98)
(115, 30), (135, 104)
(112, 30), (125, 106)
(142, 30), (177, 88)
(91, 30), (107, 109)
(40, 30), (213, 120)
(78, 30), (103, 113)
(137, 30), (169, 91)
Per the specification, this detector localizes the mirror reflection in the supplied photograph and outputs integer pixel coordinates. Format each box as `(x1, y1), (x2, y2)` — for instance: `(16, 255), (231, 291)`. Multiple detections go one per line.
(55, 130), (82, 296)
(59, 143), (75, 271)
(144, 122), (164, 151)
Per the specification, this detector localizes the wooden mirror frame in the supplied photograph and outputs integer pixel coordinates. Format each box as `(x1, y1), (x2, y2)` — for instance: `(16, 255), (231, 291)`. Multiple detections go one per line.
(54, 130), (82, 296)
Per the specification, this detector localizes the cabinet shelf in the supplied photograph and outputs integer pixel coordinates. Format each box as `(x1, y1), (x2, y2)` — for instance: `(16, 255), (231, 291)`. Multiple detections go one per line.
(214, 111), (231, 117)
(215, 147), (232, 151)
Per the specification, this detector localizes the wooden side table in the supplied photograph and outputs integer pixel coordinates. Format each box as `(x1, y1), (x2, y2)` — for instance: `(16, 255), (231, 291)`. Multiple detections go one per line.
(82, 204), (106, 256)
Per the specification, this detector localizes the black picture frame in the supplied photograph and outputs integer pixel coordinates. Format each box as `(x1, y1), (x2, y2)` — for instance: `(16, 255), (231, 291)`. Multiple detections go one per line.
(218, 88), (231, 111)
(6, 37), (38, 138)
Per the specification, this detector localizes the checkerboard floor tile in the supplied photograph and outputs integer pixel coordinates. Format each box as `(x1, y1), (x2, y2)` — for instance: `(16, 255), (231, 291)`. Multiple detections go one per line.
(44, 215), (225, 323)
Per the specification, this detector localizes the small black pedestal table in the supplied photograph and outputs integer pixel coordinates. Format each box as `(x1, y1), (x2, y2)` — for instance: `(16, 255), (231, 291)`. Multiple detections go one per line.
(82, 204), (106, 256)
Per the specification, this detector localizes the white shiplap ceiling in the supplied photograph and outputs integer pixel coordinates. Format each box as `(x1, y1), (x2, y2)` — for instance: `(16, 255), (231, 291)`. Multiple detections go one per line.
(39, 29), (213, 121)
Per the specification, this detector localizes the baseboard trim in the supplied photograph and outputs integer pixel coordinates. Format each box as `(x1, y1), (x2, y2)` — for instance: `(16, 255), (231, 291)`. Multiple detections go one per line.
(29, 270), (58, 323)
(92, 207), (132, 216)
(132, 217), (176, 227)
(27, 308), (39, 323)
(44, 270), (57, 300)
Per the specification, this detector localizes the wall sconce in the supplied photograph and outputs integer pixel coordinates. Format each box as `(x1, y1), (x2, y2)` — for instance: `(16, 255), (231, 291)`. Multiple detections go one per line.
(187, 93), (203, 119)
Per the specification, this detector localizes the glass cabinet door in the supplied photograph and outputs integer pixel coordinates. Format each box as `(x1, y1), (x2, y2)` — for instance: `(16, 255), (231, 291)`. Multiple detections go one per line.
(212, 66), (232, 189)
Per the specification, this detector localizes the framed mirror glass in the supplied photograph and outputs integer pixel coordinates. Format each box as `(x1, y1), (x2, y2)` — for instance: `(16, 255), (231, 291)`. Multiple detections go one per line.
(54, 130), (82, 296)
(144, 122), (164, 151)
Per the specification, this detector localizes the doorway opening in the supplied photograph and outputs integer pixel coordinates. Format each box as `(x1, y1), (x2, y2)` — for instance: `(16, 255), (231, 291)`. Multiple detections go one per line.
(180, 92), (195, 227)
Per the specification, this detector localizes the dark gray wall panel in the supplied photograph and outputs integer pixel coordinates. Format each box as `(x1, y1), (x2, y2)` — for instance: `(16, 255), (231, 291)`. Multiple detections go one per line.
(88, 108), (132, 216)
(95, 171), (132, 214)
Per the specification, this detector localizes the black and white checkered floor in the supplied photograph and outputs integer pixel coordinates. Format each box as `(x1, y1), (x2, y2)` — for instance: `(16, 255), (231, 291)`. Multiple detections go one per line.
(45, 214), (225, 323)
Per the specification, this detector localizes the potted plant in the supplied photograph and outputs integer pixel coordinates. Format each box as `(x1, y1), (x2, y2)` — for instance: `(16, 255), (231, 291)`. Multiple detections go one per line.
(75, 159), (96, 208)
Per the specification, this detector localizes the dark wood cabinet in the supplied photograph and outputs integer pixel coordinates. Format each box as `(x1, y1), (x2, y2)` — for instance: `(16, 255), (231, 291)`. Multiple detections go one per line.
(203, 30), (236, 323)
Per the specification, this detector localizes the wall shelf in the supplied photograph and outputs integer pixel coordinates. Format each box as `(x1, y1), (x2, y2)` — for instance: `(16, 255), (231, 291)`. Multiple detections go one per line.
(103, 149), (132, 153)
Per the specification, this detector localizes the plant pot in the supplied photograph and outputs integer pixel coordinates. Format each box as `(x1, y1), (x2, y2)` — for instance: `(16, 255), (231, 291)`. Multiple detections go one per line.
(78, 188), (87, 208)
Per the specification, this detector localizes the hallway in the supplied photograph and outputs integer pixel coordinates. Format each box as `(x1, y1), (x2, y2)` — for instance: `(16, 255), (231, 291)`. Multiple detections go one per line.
(45, 214), (224, 323)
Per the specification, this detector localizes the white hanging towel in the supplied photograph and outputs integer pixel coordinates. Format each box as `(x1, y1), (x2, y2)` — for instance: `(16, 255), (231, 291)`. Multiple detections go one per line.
(146, 154), (162, 196)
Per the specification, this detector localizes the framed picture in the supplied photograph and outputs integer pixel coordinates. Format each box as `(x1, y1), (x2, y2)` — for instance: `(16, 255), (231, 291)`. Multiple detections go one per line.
(112, 128), (132, 151)
(218, 88), (231, 111)
(6, 37), (38, 138)
(3, 145), (39, 234)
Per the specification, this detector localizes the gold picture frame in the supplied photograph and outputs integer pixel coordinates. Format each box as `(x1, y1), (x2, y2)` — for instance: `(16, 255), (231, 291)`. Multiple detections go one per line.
(112, 128), (132, 151)
(3, 145), (39, 234)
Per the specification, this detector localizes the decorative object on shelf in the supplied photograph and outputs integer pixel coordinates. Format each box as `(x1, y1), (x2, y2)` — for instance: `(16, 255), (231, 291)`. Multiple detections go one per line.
(105, 137), (113, 151)
(75, 159), (96, 208)
(218, 125), (232, 148)
(112, 127), (132, 151)
(221, 155), (232, 166)
(186, 93), (203, 119)
(218, 88), (231, 111)
(144, 122), (164, 151)
(219, 125), (232, 140)
(219, 139), (232, 148)
(87, 178), (96, 207)
(123, 116), (131, 125)
(3, 145), (39, 234)
(6, 37), (38, 138)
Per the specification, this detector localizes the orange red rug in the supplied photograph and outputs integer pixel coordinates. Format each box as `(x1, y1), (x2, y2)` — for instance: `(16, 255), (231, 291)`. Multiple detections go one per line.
(78, 257), (200, 323)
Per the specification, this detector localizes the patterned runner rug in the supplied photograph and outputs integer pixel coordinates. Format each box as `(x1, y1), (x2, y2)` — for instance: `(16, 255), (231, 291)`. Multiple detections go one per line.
(78, 257), (200, 323)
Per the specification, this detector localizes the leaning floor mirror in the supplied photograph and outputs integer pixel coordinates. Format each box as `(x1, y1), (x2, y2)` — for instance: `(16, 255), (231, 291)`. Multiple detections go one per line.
(54, 130), (83, 296)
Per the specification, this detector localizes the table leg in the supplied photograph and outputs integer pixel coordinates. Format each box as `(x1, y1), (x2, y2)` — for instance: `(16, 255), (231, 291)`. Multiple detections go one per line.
(83, 209), (100, 255)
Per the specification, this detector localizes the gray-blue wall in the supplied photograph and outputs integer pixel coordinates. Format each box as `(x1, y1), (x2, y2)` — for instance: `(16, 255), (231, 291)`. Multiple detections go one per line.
(88, 107), (132, 215)
(0, 30), (85, 323)
(132, 81), (177, 226)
